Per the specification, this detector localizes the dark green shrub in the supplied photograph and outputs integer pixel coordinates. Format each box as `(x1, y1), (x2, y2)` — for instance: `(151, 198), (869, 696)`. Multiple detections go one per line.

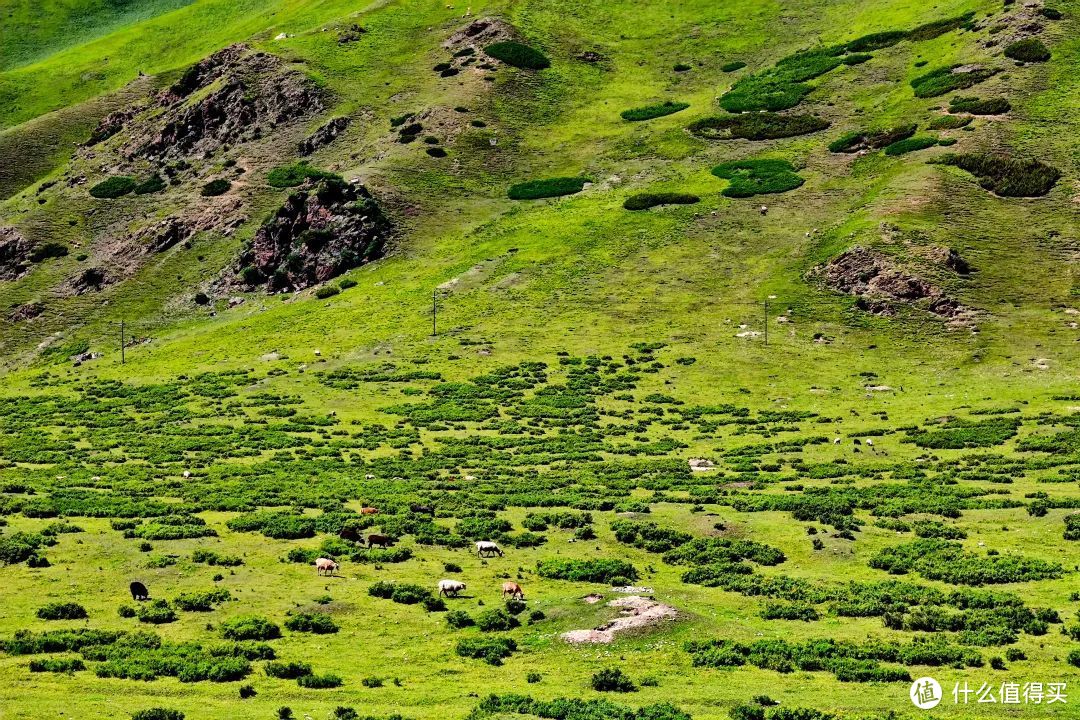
(266, 163), (343, 188)
(845, 31), (908, 52)
(674, 63), (692, 72)
(191, 549), (243, 566)
(1004, 38), (1050, 63)
(315, 286), (340, 299)
(761, 602), (820, 621)
(721, 61), (746, 72)
(536, 558), (638, 583)
(36, 602), (87, 620)
(89, 176), (137, 198)
(131, 710), (184, 720)
(476, 608), (520, 632)
(426, 147), (448, 158)
(285, 613), (339, 634)
(883, 136), (939, 156)
(173, 589), (231, 612)
(620, 101), (690, 122)
(455, 636), (517, 665)
(446, 610), (474, 629)
(711, 159), (804, 197)
(484, 42), (550, 69)
(949, 97), (1010, 115)
(265, 661), (312, 679)
(688, 113), (829, 140)
(508, 177), (590, 200)
(591, 667), (637, 692)
(908, 13), (974, 41)
(30, 242), (69, 262)
(137, 600), (177, 624)
(932, 153), (1061, 197)
(828, 124), (915, 152)
(338, 278), (357, 289)
(868, 539), (1063, 585)
(623, 193), (699, 210)
(297, 672), (343, 688)
(29, 657), (85, 672)
(911, 66), (997, 98)
(221, 616), (281, 641)
(200, 179), (231, 196)
(134, 175), (166, 195)
(1039, 8), (1063, 20)
(928, 115), (971, 129)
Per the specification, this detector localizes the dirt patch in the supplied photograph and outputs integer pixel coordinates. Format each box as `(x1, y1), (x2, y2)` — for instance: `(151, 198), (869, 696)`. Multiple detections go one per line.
(561, 595), (678, 644)
(809, 246), (974, 324)
(444, 17), (518, 52)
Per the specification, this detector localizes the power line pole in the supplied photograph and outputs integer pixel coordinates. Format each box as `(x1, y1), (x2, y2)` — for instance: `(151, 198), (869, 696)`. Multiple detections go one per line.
(763, 299), (769, 347)
(120, 319), (126, 364)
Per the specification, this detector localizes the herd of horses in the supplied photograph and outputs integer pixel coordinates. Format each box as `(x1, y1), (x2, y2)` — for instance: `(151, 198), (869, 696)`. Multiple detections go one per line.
(128, 505), (521, 605)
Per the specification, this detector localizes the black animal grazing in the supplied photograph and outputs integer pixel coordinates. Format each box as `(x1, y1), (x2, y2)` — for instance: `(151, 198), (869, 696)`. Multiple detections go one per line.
(129, 581), (149, 601)
(367, 533), (392, 549)
(339, 527), (360, 543)
(409, 504), (435, 515)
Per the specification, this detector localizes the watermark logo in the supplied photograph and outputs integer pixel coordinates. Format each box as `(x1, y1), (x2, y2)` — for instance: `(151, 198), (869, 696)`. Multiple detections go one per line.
(911, 677), (942, 709)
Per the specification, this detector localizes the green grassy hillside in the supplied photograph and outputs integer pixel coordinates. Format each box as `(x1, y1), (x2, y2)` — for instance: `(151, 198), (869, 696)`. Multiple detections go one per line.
(0, 0), (1079, 718)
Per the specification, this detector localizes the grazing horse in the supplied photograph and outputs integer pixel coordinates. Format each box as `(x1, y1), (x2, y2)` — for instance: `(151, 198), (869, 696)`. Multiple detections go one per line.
(438, 579), (466, 597)
(367, 533), (392, 549)
(501, 582), (524, 600)
(476, 541), (503, 558)
(315, 558), (339, 576)
(129, 581), (149, 601)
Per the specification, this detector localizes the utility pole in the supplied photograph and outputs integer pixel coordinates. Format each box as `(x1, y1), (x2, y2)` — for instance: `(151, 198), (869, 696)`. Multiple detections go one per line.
(763, 300), (769, 347)
(120, 319), (126, 364)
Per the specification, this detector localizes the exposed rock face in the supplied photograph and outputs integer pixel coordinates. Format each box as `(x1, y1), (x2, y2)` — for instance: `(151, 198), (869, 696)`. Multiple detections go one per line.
(0, 226), (32, 280)
(443, 17), (518, 51)
(811, 246), (973, 322)
(124, 44), (324, 161)
(238, 177), (390, 291)
(66, 267), (108, 295)
(299, 117), (351, 156)
(8, 302), (44, 322)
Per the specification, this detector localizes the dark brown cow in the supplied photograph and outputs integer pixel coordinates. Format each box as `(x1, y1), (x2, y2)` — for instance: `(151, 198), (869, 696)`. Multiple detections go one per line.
(339, 527), (361, 543)
(367, 533), (392, 548)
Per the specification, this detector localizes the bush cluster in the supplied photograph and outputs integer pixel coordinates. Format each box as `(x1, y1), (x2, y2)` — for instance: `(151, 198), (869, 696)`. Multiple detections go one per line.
(623, 193), (699, 211)
(484, 42), (550, 69)
(508, 177), (590, 200)
(932, 153), (1061, 197)
(620, 101), (690, 122)
(535, 558), (638, 584)
(711, 159), (804, 197)
(36, 602), (88, 620)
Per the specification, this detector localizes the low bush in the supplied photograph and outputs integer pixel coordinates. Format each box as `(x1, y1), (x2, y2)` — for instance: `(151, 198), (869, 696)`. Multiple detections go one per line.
(711, 159), (804, 197)
(136, 600), (177, 624)
(297, 673), (343, 688)
(623, 193), (699, 210)
(200, 179), (231, 197)
(191, 549), (243, 566)
(949, 97), (1010, 115)
(688, 113), (829, 140)
(536, 558), (638, 583)
(911, 66), (997, 98)
(89, 176), (137, 199)
(265, 661), (312, 679)
(131, 710), (184, 720)
(591, 668), (637, 692)
(928, 115), (971, 130)
(721, 61), (746, 72)
(508, 177), (590, 200)
(173, 589), (231, 612)
(868, 539), (1063, 585)
(29, 657), (85, 672)
(932, 153), (1061, 197)
(267, 163), (343, 188)
(484, 42), (550, 69)
(455, 636), (517, 665)
(828, 124), (916, 153)
(761, 602), (819, 621)
(620, 101), (690, 122)
(221, 616), (281, 641)
(883, 136), (939, 156)
(285, 612), (339, 634)
(134, 175), (167, 195)
(1004, 38), (1050, 63)
(315, 286), (340, 299)
(36, 602), (88, 620)
(908, 13), (974, 41)
(446, 610), (474, 629)
(476, 608), (520, 632)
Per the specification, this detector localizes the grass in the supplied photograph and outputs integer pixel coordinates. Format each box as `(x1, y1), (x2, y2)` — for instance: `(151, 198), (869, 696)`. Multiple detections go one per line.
(3, 0), (1080, 718)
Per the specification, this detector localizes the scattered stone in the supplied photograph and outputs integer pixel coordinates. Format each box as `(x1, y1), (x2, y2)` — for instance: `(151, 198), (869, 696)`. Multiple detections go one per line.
(561, 596), (677, 644)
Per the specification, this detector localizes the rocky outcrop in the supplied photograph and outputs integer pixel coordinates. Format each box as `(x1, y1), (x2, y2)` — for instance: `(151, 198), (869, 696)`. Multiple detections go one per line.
(0, 227), (32, 280)
(122, 44), (324, 161)
(443, 17), (519, 51)
(237, 177), (390, 291)
(8, 302), (44, 322)
(810, 246), (973, 322)
(299, 117), (351, 156)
